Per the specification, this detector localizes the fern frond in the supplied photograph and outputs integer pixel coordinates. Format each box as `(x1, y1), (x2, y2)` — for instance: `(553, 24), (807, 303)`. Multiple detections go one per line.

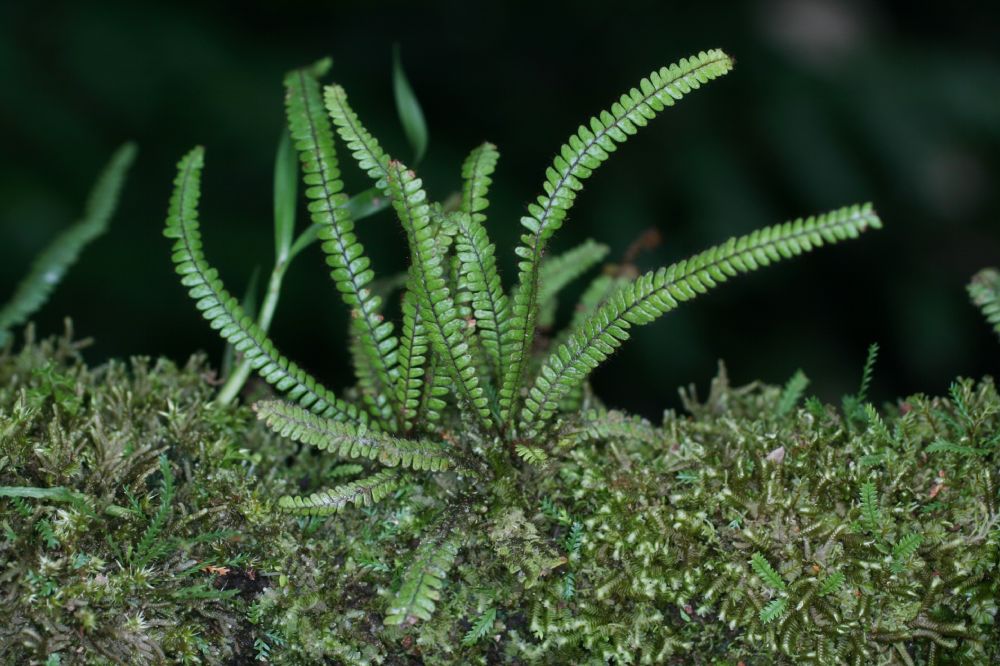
(857, 342), (879, 404)
(776, 370), (810, 417)
(450, 211), (509, 378)
(751, 553), (786, 591)
(254, 400), (455, 471)
(859, 481), (881, 532)
(278, 469), (398, 515)
(968, 268), (1000, 340)
(324, 84), (392, 193)
(515, 444), (550, 466)
(131, 455), (174, 568)
(759, 598), (788, 624)
(560, 409), (660, 448)
(538, 239), (610, 327)
(500, 50), (735, 424)
(818, 571), (845, 596)
(521, 204), (882, 433)
(395, 284), (430, 431)
(462, 608), (497, 646)
(0, 143), (136, 345)
(385, 160), (493, 430)
(890, 533), (922, 574)
(285, 63), (400, 427)
(164, 147), (365, 424)
(384, 525), (461, 625)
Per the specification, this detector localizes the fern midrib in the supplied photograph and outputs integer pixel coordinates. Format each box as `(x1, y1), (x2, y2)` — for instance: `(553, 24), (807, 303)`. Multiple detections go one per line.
(454, 216), (507, 376)
(507, 51), (732, 420)
(521, 210), (871, 430)
(396, 292), (425, 429)
(327, 88), (390, 187)
(173, 154), (356, 424)
(298, 71), (400, 426)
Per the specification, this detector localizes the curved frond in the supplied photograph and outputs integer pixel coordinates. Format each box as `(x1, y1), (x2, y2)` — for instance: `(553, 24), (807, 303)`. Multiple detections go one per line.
(520, 204), (881, 434)
(500, 49), (734, 424)
(968, 268), (1000, 340)
(163, 147), (365, 425)
(559, 409), (661, 448)
(384, 524), (461, 625)
(285, 63), (400, 427)
(278, 469), (399, 515)
(324, 84), (392, 194)
(255, 400), (454, 471)
(385, 160), (493, 430)
(0, 143), (136, 345)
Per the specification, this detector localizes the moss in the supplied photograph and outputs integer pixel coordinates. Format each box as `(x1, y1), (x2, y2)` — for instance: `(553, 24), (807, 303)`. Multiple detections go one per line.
(1, 330), (997, 664)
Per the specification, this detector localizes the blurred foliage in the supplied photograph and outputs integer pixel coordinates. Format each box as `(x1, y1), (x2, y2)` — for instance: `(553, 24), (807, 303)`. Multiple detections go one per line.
(0, 0), (998, 418)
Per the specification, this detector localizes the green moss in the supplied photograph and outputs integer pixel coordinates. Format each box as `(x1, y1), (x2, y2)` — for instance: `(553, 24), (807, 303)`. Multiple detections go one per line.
(2, 330), (997, 663)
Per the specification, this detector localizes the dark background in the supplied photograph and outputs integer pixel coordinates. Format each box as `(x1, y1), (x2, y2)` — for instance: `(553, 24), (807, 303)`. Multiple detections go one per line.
(1, 0), (998, 418)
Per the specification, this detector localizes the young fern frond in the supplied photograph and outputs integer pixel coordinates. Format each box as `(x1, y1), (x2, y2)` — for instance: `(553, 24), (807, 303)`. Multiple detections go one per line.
(560, 409), (661, 448)
(859, 481), (881, 533)
(324, 84), (392, 194)
(0, 143), (136, 345)
(818, 571), (846, 597)
(759, 598), (788, 624)
(520, 204), (882, 434)
(131, 455), (175, 569)
(455, 143), (508, 375)
(499, 49), (735, 424)
(254, 400), (455, 471)
(384, 523), (461, 625)
(751, 552), (786, 591)
(968, 268), (1000, 340)
(285, 62), (401, 427)
(164, 147), (366, 425)
(776, 370), (810, 417)
(461, 608), (498, 646)
(278, 469), (399, 515)
(385, 160), (493, 431)
(890, 533), (922, 574)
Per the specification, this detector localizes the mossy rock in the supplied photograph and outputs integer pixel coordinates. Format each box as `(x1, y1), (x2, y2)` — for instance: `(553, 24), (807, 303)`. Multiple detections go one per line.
(1, 332), (997, 664)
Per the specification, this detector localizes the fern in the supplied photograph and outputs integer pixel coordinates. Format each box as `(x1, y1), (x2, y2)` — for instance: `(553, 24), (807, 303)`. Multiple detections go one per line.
(520, 204), (881, 434)
(395, 285), (430, 431)
(751, 553), (786, 591)
(384, 525), (461, 625)
(384, 160), (493, 430)
(131, 455), (175, 569)
(759, 598), (788, 624)
(254, 400), (455, 471)
(968, 268), (1000, 339)
(859, 481), (881, 533)
(818, 571), (846, 596)
(164, 147), (366, 425)
(499, 50), (735, 424)
(0, 143), (136, 345)
(285, 61), (401, 427)
(776, 370), (809, 417)
(537, 239), (610, 328)
(515, 444), (550, 466)
(278, 469), (398, 515)
(461, 608), (497, 646)
(890, 533), (922, 574)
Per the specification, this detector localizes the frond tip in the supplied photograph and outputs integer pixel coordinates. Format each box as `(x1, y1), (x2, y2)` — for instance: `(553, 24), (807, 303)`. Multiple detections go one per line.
(968, 267), (1000, 340)
(384, 527), (461, 625)
(520, 203), (882, 434)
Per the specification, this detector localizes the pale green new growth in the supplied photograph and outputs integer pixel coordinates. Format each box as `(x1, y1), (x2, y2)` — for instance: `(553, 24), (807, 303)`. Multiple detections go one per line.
(969, 268), (1000, 340)
(278, 469), (398, 515)
(751, 552), (786, 591)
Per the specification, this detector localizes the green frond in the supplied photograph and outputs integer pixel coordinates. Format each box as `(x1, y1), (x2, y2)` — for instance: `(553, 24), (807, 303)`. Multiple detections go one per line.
(462, 608), (497, 646)
(450, 211), (509, 378)
(395, 284), (430, 431)
(857, 342), (879, 404)
(818, 571), (845, 597)
(751, 553), (786, 591)
(254, 400), (454, 471)
(163, 147), (365, 424)
(890, 533), (922, 574)
(131, 455), (175, 569)
(384, 160), (493, 430)
(278, 469), (398, 515)
(968, 268), (1000, 340)
(538, 239), (610, 328)
(759, 598), (788, 624)
(285, 64), (400, 427)
(384, 526), (461, 625)
(324, 84), (392, 193)
(419, 358), (451, 425)
(515, 444), (549, 466)
(500, 49), (735, 424)
(520, 204), (882, 434)
(0, 143), (136, 345)
(776, 370), (810, 416)
(859, 481), (881, 532)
